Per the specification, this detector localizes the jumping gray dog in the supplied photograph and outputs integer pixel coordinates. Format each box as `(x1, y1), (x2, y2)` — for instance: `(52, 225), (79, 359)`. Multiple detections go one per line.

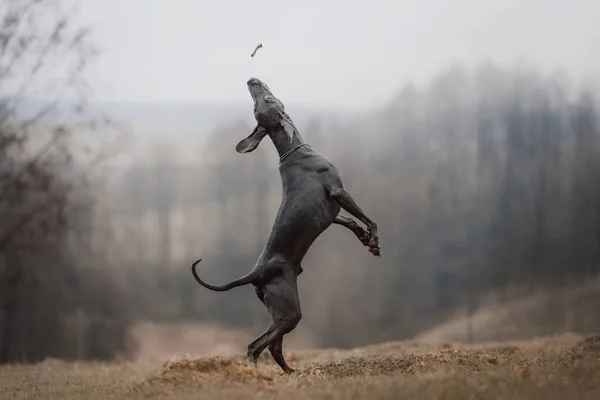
(191, 77), (380, 374)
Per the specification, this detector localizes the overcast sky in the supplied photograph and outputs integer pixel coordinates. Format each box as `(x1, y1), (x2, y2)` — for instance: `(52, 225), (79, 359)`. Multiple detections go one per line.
(79, 0), (600, 109)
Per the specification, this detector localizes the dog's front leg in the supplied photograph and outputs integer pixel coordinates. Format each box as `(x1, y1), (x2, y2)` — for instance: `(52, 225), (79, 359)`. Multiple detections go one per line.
(332, 216), (380, 256)
(330, 188), (380, 255)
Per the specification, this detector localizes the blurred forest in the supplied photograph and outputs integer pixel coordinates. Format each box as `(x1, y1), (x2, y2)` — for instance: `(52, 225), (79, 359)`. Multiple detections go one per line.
(1, 0), (600, 364)
(123, 66), (599, 349)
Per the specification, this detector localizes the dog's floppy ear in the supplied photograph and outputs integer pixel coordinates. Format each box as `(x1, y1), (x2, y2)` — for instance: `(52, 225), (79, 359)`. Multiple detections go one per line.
(235, 125), (268, 154)
(278, 112), (295, 143)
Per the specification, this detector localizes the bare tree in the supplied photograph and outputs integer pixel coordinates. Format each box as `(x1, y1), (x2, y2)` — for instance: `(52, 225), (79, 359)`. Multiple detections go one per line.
(0, 0), (132, 363)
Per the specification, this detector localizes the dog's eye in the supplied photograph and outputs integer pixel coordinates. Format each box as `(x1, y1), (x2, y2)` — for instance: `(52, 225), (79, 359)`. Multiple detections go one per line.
(265, 96), (273, 102)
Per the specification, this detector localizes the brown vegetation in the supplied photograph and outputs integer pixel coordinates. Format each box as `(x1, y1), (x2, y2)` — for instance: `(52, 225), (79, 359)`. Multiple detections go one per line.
(1, 334), (599, 399)
(129, 321), (318, 364)
(418, 277), (600, 343)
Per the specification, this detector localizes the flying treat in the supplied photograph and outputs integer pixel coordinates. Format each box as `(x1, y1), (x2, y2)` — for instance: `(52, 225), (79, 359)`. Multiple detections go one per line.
(251, 43), (263, 57)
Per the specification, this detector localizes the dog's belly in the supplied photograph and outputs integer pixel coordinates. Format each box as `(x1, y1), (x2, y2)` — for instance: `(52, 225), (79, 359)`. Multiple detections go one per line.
(264, 187), (339, 263)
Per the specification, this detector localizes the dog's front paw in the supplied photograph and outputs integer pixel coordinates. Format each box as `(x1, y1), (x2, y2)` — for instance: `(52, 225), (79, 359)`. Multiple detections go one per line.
(369, 245), (381, 257)
(354, 227), (371, 246)
(367, 228), (379, 246)
(366, 227), (380, 256)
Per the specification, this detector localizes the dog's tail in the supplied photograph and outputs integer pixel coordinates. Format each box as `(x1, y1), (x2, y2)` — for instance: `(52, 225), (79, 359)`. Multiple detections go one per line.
(191, 258), (257, 292)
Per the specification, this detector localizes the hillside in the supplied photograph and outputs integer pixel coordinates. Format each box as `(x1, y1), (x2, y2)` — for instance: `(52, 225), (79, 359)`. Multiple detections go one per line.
(1, 334), (599, 399)
(417, 278), (600, 344)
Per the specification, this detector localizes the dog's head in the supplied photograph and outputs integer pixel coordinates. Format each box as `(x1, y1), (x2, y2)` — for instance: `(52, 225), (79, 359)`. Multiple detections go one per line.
(235, 78), (297, 154)
(246, 77), (273, 103)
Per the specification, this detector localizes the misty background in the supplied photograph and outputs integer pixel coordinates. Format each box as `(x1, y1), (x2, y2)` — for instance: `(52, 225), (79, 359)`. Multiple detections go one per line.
(1, 0), (600, 363)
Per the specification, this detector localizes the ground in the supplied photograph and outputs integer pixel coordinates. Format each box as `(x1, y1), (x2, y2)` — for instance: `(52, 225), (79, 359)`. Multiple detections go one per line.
(1, 333), (599, 400)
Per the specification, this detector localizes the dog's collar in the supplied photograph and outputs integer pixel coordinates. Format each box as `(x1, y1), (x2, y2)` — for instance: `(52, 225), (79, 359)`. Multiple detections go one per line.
(279, 143), (310, 163)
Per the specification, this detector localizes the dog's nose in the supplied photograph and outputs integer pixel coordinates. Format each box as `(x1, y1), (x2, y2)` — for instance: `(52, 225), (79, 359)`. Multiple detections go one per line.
(247, 77), (257, 86)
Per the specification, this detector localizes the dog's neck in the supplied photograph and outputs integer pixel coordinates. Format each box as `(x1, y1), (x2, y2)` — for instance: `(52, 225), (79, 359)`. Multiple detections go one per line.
(268, 129), (308, 161)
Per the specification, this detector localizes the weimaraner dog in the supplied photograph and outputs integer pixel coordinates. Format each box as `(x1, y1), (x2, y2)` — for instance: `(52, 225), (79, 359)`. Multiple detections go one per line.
(192, 77), (380, 374)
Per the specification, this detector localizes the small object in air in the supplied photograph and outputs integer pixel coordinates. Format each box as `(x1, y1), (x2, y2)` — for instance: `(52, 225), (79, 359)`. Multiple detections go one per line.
(251, 43), (263, 57)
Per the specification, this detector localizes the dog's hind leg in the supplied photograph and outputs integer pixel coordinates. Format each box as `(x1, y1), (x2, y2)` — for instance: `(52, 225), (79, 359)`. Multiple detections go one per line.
(255, 286), (266, 305)
(330, 189), (380, 255)
(268, 336), (294, 373)
(247, 323), (275, 364)
(247, 275), (301, 374)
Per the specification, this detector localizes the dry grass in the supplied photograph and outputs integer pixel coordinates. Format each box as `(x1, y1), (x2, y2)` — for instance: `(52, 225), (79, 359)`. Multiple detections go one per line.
(128, 321), (318, 363)
(1, 333), (599, 399)
(417, 278), (600, 343)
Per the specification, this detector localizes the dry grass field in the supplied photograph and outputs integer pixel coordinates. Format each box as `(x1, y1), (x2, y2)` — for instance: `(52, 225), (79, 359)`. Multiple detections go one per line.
(1, 333), (599, 400)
